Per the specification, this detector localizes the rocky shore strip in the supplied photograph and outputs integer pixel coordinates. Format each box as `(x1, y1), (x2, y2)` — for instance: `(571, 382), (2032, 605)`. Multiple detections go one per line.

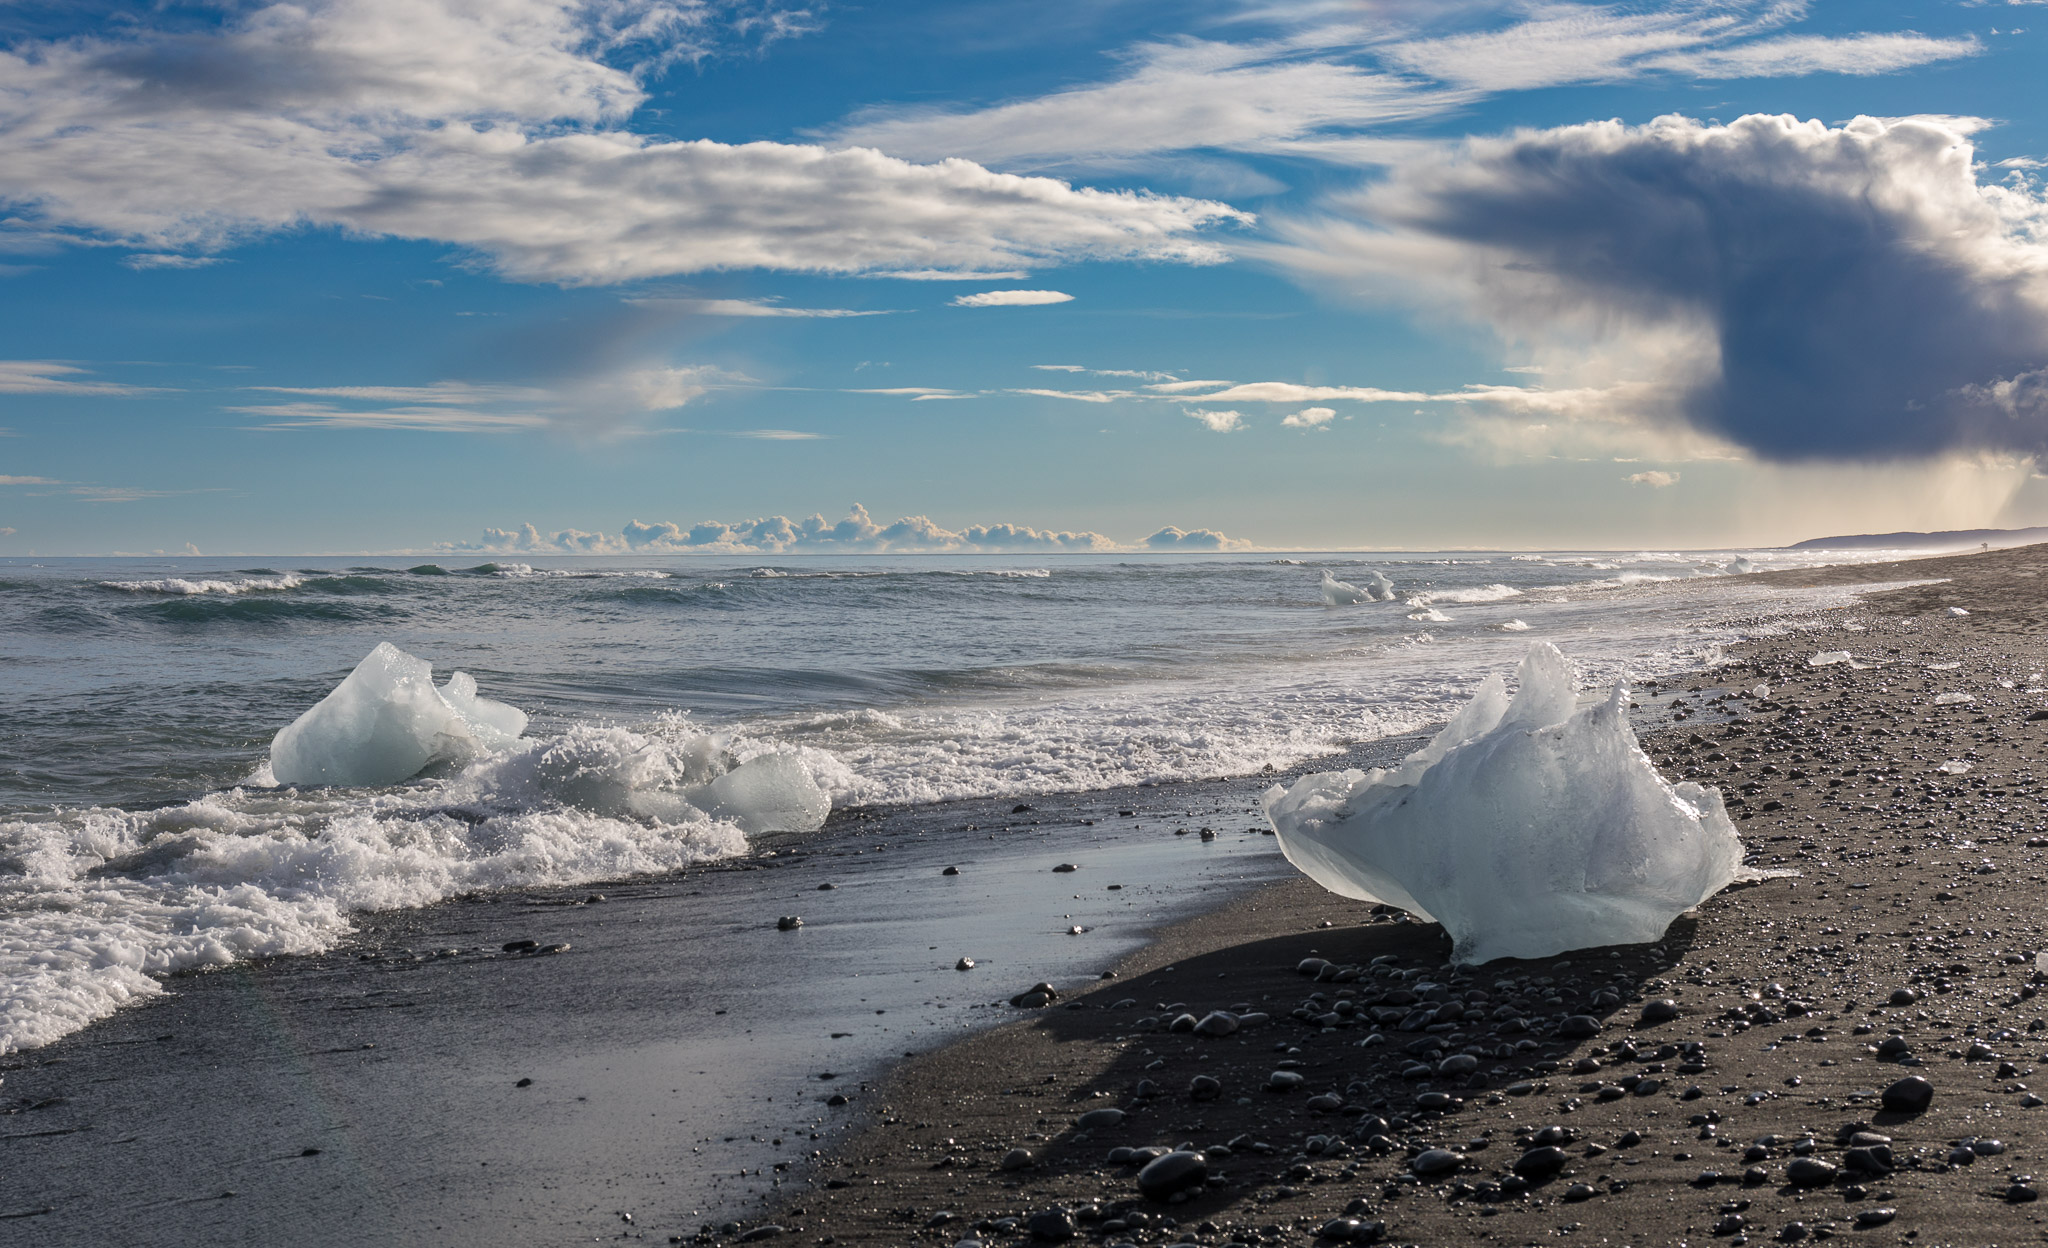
(742, 544), (2048, 1248)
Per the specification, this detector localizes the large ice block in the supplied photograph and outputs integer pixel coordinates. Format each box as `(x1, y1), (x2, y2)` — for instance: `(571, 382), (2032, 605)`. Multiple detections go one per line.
(1262, 642), (1755, 964)
(269, 642), (528, 786)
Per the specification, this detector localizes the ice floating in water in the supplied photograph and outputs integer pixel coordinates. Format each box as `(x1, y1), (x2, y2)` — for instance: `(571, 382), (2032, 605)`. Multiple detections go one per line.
(1728, 557), (1759, 574)
(1407, 606), (1453, 623)
(1319, 568), (1394, 605)
(1262, 641), (1759, 965)
(269, 643), (528, 786)
(1497, 619), (1531, 632)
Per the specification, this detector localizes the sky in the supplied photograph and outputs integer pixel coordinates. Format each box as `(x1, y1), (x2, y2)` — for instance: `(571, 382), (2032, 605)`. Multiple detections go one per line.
(2, 0), (2047, 556)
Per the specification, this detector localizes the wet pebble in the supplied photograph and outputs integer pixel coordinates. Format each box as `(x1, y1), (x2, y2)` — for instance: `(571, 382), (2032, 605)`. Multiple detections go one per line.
(1881, 1075), (1934, 1113)
(1410, 1149), (1463, 1177)
(1136, 1150), (1208, 1200)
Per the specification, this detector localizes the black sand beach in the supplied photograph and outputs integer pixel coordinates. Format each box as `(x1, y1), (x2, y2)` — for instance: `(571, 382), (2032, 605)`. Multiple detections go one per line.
(750, 543), (2048, 1248)
(10, 544), (2047, 1247)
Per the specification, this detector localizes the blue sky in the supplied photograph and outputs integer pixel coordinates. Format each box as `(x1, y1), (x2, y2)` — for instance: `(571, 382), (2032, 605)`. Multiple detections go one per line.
(2, 0), (2047, 555)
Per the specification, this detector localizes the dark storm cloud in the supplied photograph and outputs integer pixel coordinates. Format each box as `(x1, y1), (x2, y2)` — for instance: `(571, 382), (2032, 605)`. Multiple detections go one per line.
(1272, 113), (2048, 461)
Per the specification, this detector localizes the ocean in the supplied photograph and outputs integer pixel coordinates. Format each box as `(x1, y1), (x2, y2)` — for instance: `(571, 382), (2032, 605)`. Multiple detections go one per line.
(0, 548), (1903, 1056)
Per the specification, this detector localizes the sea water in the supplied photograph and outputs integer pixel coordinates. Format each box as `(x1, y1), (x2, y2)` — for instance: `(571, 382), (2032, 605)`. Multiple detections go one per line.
(0, 547), (1910, 1052)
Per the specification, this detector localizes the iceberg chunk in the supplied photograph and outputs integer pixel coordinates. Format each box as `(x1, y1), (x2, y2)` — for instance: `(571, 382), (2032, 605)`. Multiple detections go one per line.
(1262, 641), (1755, 965)
(1319, 568), (1394, 605)
(702, 752), (835, 835)
(269, 643), (528, 786)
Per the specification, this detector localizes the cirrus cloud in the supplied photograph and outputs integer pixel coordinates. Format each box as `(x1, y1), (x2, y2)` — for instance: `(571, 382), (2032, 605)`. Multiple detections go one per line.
(951, 290), (1076, 307)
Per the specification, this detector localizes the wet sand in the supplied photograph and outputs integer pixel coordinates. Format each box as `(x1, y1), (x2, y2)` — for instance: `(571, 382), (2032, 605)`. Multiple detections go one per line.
(757, 543), (2048, 1248)
(0, 742), (1422, 1245)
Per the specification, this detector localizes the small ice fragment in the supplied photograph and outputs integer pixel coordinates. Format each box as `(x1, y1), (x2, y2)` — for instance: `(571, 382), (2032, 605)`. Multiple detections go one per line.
(1262, 641), (1758, 965)
(1948, 606), (1971, 616)
(2000, 679), (2016, 690)
(1932, 691), (1974, 705)
(1497, 619), (1532, 632)
(1938, 760), (1974, 775)
(1320, 568), (1394, 604)
(1809, 651), (1853, 667)
(1751, 684), (1770, 700)
(1407, 606), (1452, 623)
(269, 642), (527, 786)
(1729, 557), (1759, 574)
(1843, 623), (1867, 632)
(1926, 661), (1960, 670)
(701, 752), (833, 835)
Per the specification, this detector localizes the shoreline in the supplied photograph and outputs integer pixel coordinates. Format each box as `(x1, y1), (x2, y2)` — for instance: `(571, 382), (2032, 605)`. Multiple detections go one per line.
(0, 544), (2005, 1242)
(752, 542), (2048, 1248)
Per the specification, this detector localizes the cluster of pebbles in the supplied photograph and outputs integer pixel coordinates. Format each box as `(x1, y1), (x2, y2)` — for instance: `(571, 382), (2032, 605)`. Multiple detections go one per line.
(738, 555), (2048, 1248)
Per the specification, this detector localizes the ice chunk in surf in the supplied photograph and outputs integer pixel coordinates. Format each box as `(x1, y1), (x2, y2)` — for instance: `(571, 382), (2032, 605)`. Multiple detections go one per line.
(1261, 641), (1758, 964)
(1320, 568), (1394, 605)
(270, 642), (528, 786)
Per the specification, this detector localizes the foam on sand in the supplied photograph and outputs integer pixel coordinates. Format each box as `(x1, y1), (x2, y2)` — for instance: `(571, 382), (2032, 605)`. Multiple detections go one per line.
(1, 712), (843, 1054)
(270, 643), (529, 786)
(1262, 641), (1760, 965)
(1320, 568), (1394, 604)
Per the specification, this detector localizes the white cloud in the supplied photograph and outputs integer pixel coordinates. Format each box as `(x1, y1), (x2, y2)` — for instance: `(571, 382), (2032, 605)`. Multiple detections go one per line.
(0, 527), (14, 537)
(122, 253), (227, 270)
(463, 505), (1249, 554)
(833, 3), (1976, 169)
(951, 290), (1076, 307)
(868, 269), (1033, 281)
(1145, 378), (1236, 393)
(234, 365), (739, 433)
(1184, 408), (1245, 432)
(0, 475), (63, 485)
(1191, 381), (1434, 403)
(0, 2), (1247, 284)
(1009, 388), (1120, 403)
(729, 429), (822, 440)
(1142, 524), (1250, 551)
(1625, 469), (1681, 487)
(0, 360), (153, 396)
(628, 297), (892, 318)
(1282, 406), (1336, 428)
(1262, 113), (2048, 461)
(847, 387), (972, 400)
(1033, 364), (1178, 381)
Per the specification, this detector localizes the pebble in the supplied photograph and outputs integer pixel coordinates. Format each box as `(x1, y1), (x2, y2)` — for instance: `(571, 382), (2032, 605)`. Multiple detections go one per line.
(1558, 1015), (1602, 1039)
(956, 957), (975, 970)
(1188, 1075), (1221, 1101)
(942, 866), (960, 875)
(816, 883), (836, 890)
(1410, 1148), (1463, 1177)
(1880, 1075), (1934, 1113)
(1784, 1158), (1836, 1186)
(1052, 863), (1079, 873)
(1025, 1209), (1075, 1242)
(1136, 1151), (1208, 1200)
(1853, 1208), (1896, 1228)
(1639, 999), (1680, 1024)
(1192, 1011), (1240, 1037)
(1266, 1070), (1305, 1091)
(775, 916), (802, 931)
(1010, 983), (1060, 1008)
(1513, 1146), (1569, 1179)
(1076, 1108), (1125, 1130)
(1000, 1148), (1034, 1171)
(738, 1227), (785, 1242)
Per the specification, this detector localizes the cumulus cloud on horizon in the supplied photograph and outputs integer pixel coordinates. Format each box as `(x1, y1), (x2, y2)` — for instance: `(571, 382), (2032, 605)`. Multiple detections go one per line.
(458, 505), (1250, 554)
(1264, 113), (2048, 463)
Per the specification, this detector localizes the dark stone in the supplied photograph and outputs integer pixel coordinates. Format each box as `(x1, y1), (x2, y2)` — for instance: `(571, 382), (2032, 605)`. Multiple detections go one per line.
(775, 916), (802, 931)
(738, 1227), (785, 1242)
(1785, 1158), (1837, 1186)
(1881, 1075), (1934, 1113)
(1640, 999), (1681, 1024)
(1026, 1209), (1077, 1242)
(1889, 987), (1918, 1006)
(1558, 1015), (1603, 1039)
(1410, 1148), (1462, 1177)
(1854, 1208), (1896, 1228)
(1011, 983), (1061, 1008)
(1189, 1075), (1222, 1101)
(1513, 1146), (1569, 1179)
(1077, 1108), (1125, 1130)
(1137, 1151), (1208, 1200)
